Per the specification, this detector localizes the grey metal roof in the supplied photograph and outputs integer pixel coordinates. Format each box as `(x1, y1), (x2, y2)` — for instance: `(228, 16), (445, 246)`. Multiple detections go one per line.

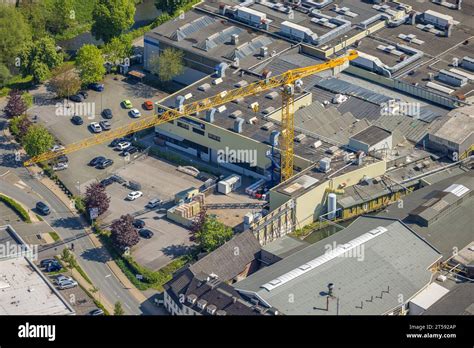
(234, 217), (441, 315)
(225, 36), (273, 60)
(262, 235), (309, 259)
(377, 171), (474, 260)
(169, 15), (216, 41)
(316, 78), (392, 105)
(194, 26), (244, 52)
(423, 283), (474, 315)
(350, 125), (391, 146)
(189, 230), (261, 281)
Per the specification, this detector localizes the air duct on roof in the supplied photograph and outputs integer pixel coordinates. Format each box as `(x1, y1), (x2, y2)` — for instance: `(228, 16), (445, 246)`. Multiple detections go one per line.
(206, 108), (216, 123)
(270, 130), (280, 146)
(215, 62), (228, 78)
(234, 117), (244, 133)
(175, 95), (185, 110)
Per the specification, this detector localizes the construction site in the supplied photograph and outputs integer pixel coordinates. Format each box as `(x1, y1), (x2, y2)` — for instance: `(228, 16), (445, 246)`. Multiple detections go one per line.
(23, 0), (474, 249)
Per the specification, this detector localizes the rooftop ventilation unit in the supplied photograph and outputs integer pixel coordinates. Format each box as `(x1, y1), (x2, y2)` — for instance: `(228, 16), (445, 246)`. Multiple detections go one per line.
(265, 91), (278, 100)
(198, 83), (211, 92)
(320, 157), (331, 172)
(234, 117), (244, 133)
(206, 108), (216, 123)
(231, 34), (239, 45)
(270, 130), (280, 146)
(214, 62), (228, 78)
(248, 116), (257, 125)
(229, 110), (242, 119)
(261, 122), (274, 130)
(294, 134), (306, 142)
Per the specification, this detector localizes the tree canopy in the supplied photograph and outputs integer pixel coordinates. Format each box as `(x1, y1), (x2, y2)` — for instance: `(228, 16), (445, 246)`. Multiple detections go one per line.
(50, 64), (82, 98)
(91, 0), (136, 43)
(75, 44), (106, 86)
(195, 215), (233, 252)
(5, 90), (28, 118)
(103, 35), (132, 65)
(23, 125), (54, 157)
(149, 48), (184, 82)
(111, 214), (139, 250)
(84, 182), (110, 216)
(19, 37), (64, 83)
(0, 6), (32, 70)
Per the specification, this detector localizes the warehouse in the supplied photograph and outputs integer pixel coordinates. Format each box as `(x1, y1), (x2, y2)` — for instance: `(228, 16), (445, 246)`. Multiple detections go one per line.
(233, 217), (442, 315)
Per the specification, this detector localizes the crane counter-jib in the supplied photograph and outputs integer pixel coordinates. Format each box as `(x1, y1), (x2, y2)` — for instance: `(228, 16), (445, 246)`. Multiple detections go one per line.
(23, 50), (358, 167)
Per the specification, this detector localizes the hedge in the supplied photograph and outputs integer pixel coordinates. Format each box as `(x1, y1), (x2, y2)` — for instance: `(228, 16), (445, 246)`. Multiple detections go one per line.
(0, 194), (31, 223)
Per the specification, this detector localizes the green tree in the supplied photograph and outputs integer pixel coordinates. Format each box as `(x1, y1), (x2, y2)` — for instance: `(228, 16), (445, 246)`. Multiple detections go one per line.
(9, 115), (32, 140)
(155, 0), (190, 15)
(0, 63), (12, 87)
(195, 215), (233, 252)
(23, 125), (54, 157)
(91, 0), (136, 43)
(114, 301), (125, 315)
(103, 36), (132, 65)
(46, 0), (76, 35)
(18, 1), (49, 40)
(0, 6), (32, 69)
(75, 45), (106, 86)
(149, 48), (184, 82)
(19, 37), (63, 83)
(50, 64), (82, 98)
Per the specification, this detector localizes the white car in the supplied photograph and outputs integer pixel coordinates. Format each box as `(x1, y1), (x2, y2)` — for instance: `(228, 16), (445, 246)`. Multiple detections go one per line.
(51, 144), (65, 152)
(58, 279), (78, 290)
(127, 191), (143, 201)
(130, 108), (141, 118)
(54, 275), (72, 285)
(89, 122), (102, 133)
(116, 141), (131, 151)
(52, 162), (68, 171)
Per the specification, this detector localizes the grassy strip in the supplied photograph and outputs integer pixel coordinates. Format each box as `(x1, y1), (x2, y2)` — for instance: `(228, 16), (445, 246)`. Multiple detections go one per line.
(0, 194), (32, 223)
(0, 75), (34, 97)
(79, 284), (110, 316)
(74, 263), (93, 285)
(49, 232), (61, 242)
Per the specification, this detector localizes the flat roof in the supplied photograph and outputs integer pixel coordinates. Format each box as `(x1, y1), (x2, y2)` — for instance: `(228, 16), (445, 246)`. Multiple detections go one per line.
(350, 125), (391, 146)
(233, 216), (441, 315)
(423, 283), (474, 315)
(261, 234), (309, 259)
(431, 105), (474, 144)
(0, 226), (74, 315)
(377, 171), (474, 260)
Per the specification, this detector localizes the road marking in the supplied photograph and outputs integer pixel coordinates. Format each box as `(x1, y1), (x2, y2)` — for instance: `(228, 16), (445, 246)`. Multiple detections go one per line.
(13, 183), (26, 190)
(105, 274), (111, 278)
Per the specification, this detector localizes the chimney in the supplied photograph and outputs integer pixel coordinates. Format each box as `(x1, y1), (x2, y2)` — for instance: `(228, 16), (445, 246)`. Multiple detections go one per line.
(457, 0), (462, 10)
(260, 46), (268, 58)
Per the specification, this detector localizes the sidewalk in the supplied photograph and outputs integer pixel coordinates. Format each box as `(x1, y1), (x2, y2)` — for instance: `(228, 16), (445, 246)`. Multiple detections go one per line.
(31, 168), (151, 309)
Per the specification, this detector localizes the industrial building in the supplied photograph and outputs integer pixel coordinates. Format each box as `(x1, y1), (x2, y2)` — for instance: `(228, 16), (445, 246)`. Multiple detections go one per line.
(0, 225), (75, 315)
(233, 216), (442, 315)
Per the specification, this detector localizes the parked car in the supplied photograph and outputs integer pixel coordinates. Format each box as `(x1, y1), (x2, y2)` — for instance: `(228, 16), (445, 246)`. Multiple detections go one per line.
(115, 141), (131, 151)
(127, 181), (141, 191)
(100, 178), (114, 187)
(78, 90), (88, 99)
(143, 100), (154, 110)
(58, 279), (78, 290)
(139, 229), (154, 239)
(121, 146), (138, 157)
(56, 155), (69, 163)
(129, 108), (141, 118)
(110, 138), (125, 147)
(110, 174), (126, 184)
(40, 258), (56, 268)
(46, 261), (62, 272)
(54, 275), (72, 285)
(89, 122), (102, 133)
(89, 309), (105, 316)
(146, 198), (163, 209)
(52, 162), (68, 171)
(97, 159), (113, 169)
(51, 144), (65, 152)
(36, 201), (50, 215)
(122, 99), (133, 109)
(99, 120), (111, 131)
(102, 108), (113, 119)
(70, 94), (84, 102)
(133, 219), (145, 229)
(89, 156), (106, 166)
(71, 115), (83, 125)
(127, 191), (143, 201)
(89, 83), (104, 92)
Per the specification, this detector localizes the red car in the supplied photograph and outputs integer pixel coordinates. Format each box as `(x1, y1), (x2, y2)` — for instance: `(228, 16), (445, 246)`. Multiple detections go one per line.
(143, 100), (154, 110)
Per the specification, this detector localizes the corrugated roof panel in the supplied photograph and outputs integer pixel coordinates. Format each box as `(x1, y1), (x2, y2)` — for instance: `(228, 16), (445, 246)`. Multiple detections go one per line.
(170, 16), (216, 41)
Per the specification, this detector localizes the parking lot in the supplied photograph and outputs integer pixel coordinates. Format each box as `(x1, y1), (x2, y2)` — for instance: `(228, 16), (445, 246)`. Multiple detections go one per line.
(98, 156), (204, 270)
(28, 73), (169, 194)
(44, 270), (99, 315)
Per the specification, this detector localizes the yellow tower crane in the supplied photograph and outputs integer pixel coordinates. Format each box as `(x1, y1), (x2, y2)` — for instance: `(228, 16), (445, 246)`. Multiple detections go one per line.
(24, 50), (358, 182)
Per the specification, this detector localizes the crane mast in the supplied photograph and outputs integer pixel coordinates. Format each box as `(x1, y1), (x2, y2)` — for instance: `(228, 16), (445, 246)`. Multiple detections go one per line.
(24, 50), (358, 183)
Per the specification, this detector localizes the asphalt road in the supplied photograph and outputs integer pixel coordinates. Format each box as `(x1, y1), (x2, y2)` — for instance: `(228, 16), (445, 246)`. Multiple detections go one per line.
(0, 122), (162, 315)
